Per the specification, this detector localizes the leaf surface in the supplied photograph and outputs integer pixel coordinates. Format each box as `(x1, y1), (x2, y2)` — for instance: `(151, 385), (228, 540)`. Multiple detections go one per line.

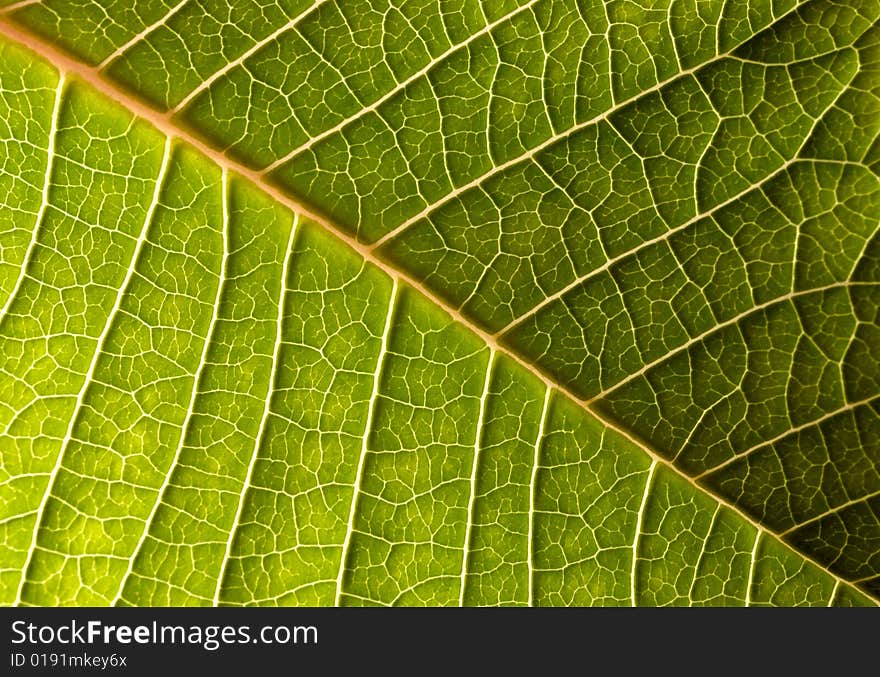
(0, 0), (877, 604)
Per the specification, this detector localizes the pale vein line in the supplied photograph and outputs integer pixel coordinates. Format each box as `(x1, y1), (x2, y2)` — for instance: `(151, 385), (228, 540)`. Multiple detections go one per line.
(631, 460), (657, 607)
(261, 0), (543, 173)
(691, 79), (720, 215)
(588, 280), (875, 405)
(112, 165), (230, 606)
(334, 277), (399, 607)
(0, 0), (40, 15)
(667, 0), (682, 72)
(687, 504), (722, 605)
(0, 509), (37, 527)
(600, 0), (614, 106)
(745, 531), (762, 607)
(782, 487), (880, 537)
(697, 395), (880, 480)
(458, 348), (495, 607)
(97, 0), (189, 70)
(212, 212), (299, 607)
(847, 217), (880, 282)
(828, 579), (841, 607)
(368, 0), (810, 252)
(170, 0), (328, 115)
(0, 74), (63, 326)
(714, 0), (726, 58)
(673, 403), (715, 464)
(852, 573), (879, 585)
(528, 385), (552, 607)
(13, 136), (173, 607)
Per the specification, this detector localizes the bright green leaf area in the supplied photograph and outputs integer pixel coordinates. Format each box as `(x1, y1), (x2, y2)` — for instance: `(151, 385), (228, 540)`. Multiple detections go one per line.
(0, 0), (878, 604)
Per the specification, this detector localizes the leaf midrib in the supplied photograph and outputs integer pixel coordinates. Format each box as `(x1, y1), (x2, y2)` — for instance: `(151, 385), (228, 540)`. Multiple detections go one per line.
(0, 16), (873, 604)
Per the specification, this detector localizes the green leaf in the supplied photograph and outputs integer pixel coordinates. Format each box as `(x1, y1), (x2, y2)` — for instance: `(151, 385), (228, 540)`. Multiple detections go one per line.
(0, 0), (877, 605)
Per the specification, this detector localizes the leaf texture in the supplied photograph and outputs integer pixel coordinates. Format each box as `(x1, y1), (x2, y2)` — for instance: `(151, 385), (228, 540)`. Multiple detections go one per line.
(0, 0), (877, 605)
